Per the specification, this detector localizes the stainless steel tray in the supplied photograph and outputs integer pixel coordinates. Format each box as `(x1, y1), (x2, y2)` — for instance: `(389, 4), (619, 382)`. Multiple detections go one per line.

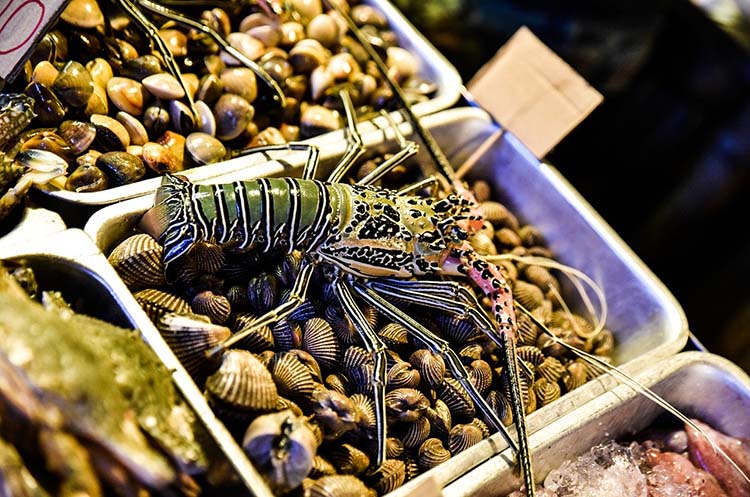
(442, 351), (750, 497)
(85, 106), (688, 496)
(33, 0), (461, 209)
(0, 229), (275, 497)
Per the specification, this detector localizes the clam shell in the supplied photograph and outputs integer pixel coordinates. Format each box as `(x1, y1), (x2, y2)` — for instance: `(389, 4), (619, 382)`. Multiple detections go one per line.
(424, 399), (452, 438)
(53, 61), (94, 107)
(90, 114), (130, 151)
(435, 312), (479, 342)
(523, 265), (558, 292)
(471, 418), (491, 439)
(106, 77), (145, 116)
(513, 280), (545, 311)
(58, 120), (96, 154)
(230, 313), (274, 351)
(247, 273), (279, 314)
(533, 378), (561, 407)
(386, 437), (405, 459)
(409, 349), (445, 389)
(226, 285), (250, 310)
(119, 55), (162, 82)
(516, 345), (545, 367)
(518, 225), (546, 247)
(369, 459), (405, 494)
(108, 234), (165, 289)
(378, 323), (409, 351)
(142, 73), (185, 100)
(479, 201), (519, 230)
(342, 346), (372, 374)
(311, 388), (359, 440)
(192, 290), (231, 324)
(214, 93), (254, 141)
(459, 343), (484, 362)
(271, 319), (301, 351)
(469, 359), (493, 394)
(116, 112), (149, 147)
(327, 443), (369, 475)
(157, 313), (230, 382)
(307, 475), (375, 497)
(207, 350), (278, 413)
(517, 312), (540, 346)
(186, 132), (226, 165)
(60, 0), (104, 28)
(591, 328), (615, 356)
(268, 352), (315, 400)
(537, 356), (565, 383)
(349, 393), (376, 436)
(563, 361), (587, 392)
(400, 416), (431, 449)
(302, 318), (340, 371)
(385, 388), (429, 423)
(325, 373), (349, 396)
(439, 378), (475, 422)
(448, 423), (484, 455)
(288, 349), (323, 383)
(417, 438), (451, 470)
(220, 67), (258, 104)
(276, 396), (304, 416)
(387, 361), (421, 390)
(325, 307), (359, 345)
(310, 455), (337, 478)
(486, 390), (513, 427)
(134, 288), (190, 323)
(194, 101), (217, 137)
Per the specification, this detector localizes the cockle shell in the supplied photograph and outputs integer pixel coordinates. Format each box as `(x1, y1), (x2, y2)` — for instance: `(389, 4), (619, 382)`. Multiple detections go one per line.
(288, 349), (323, 383)
(108, 234), (165, 289)
(502, 364), (536, 414)
(271, 319), (302, 351)
(537, 356), (565, 383)
(523, 265), (558, 292)
(243, 409), (318, 493)
(517, 312), (540, 346)
(325, 306), (359, 345)
(310, 455), (337, 478)
(425, 399), (452, 438)
(471, 418), (491, 438)
(287, 297), (317, 323)
(378, 323), (409, 350)
(325, 373), (349, 396)
(400, 416), (431, 449)
(404, 455), (421, 481)
(518, 225), (546, 247)
(591, 328), (615, 356)
(188, 240), (225, 273)
(385, 388), (429, 423)
(448, 423), (484, 455)
(469, 359), (493, 394)
(387, 361), (421, 389)
(206, 350), (278, 413)
(157, 312), (231, 382)
(302, 318), (340, 370)
(342, 346), (372, 374)
(247, 273), (279, 314)
(563, 361), (587, 392)
(486, 390), (513, 427)
(409, 349), (445, 388)
(368, 459), (406, 494)
(327, 443), (369, 475)
(495, 227), (522, 249)
(192, 290), (231, 324)
(311, 388), (359, 440)
(516, 345), (545, 367)
(479, 201), (519, 230)
(513, 280), (545, 311)
(439, 378), (475, 422)
(350, 393), (376, 436)
(268, 352), (315, 401)
(533, 378), (561, 407)
(417, 438), (451, 470)
(307, 475), (376, 497)
(386, 437), (405, 459)
(459, 343), (484, 362)
(276, 396), (304, 417)
(134, 288), (190, 323)
(435, 313), (479, 342)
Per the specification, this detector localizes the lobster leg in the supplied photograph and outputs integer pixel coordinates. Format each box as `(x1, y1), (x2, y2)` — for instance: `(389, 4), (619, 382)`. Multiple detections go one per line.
(326, 91), (366, 184)
(233, 143), (321, 180)
(332, 278), (388, 470)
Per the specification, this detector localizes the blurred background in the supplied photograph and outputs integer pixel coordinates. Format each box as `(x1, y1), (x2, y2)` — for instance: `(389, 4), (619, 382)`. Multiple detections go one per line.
(392, 0), (750, 371)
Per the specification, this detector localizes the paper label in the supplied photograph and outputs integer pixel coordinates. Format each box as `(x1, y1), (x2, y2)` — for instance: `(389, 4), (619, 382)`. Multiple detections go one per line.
(0, 0), (69, 80)
(468, 27), (603, 159)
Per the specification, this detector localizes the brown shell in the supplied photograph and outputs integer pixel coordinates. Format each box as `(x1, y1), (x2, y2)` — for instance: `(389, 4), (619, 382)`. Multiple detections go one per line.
(523, 265), (558, 292)
(479, 201), (519, 230)
(459, 343), (484, 362)
(342, 346), (373, 374)
(206, 350), (278, 412)
(276, 396), (304, 416)
(439, 378), (475, 422)
(518, 225), (546, 247)
(400, 416), (431, 449)
(495, 227), (522, 249)
(247, 273), (279, 315)
(327, 443), (370, 475)
(226, 285), (251, 311)
(288, 349), (323, 383)
(271, 319), (301, 351)
(134, 288), (191, 323)
(471, 418), (491, 439)
(404, 455), (421, 481)
(579, 356), (611, 381)
(378, 323), (409, 350)
(189, 240), (225, 273)
(590, 328), (615, 356)
(533, 378), (561, 407)
(424, 399), (452, 438)
(192, 290), (231, 324)
(501, 366), (534, 415)
(369, 459), (405, 494)
(108, 234), (165, 289)
(513, 280), (545, 311)
(385, 388), (429, 423)
(230, 313), (275, 351)
(310, 388), (360, 440)
(157, 312), (230, 382)
(469, 359), (493, 394)
(417, 438), (451, 470)
(325, 373), (349, 396)
(486, 390), (513, 427)
(471, 179), (492, 202)
(325, 306), (359, 345)
(517, 312), (540, 346)
(537, 356), (565, 383)
(409, 349), (445, 389)
(272, 250), (303, 287)
(350, 393), (376, 436)
(497, 259), (518, 284)
(307, 475), (376, 497)
(448, 423), (484, 455)
(386, 437), (405, 459)
(469, 231), (497, 256)
(288, 297), (317, 322)
(268, 352), (315, 400)
(516, 345), (545, 367)
(563, 361), (587, 392)
(309, 455), (337, 478)
(435, 313), (479, 342)
(387, 361), (421, 389)
(302, 318), (340, 370)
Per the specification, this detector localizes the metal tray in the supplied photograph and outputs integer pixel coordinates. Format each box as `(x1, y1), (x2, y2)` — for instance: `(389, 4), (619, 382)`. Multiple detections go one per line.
(32, 0), (461, 211)
(85, 106), (688, 496)
(0, 228), (275, 497)
(442, 351), (750, 497)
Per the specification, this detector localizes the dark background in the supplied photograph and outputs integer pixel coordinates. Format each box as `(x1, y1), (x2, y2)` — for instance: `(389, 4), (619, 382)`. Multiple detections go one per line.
(393, 0), (750, 371)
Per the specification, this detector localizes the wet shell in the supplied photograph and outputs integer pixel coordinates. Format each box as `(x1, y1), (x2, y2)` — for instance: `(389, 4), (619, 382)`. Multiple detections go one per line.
(325, 373), (349, 396)
(378, 323), (409, 350)
(424, 399), (452, 438)
(439, 378), (475, 422)
(247, 273), (279, 314)
(518, 225), (546, 247)
(271, 319), (302, 351)
(206, 350), (278, 414)
(470, 231), (498, 256)
(417, 438), (451, 471)
(230, 313), (274, 351)
(368, 459), (405, 494)
(435, 313), (479, 342)
(523, 265), (558, 292)
(226, 285), (250, 310)
(537, 356), (565, 383)
(288, 349), (323, 383)
(108, 234), (165, 289)
(348, 363), (374, 397)
(385, 388), (429, 423)
(186, 132), (226, 165)
(327, 444), (369, 475)
(268, 352), (315, 400)
(106, 77), (145, 116)
(350, 393), (376, 436)
(310, 388), (360, 440)
(325, 307), (359, 345)
(400, 416), (431, 449)
(591, 328), (615, 356)
(386, 437), (405, 459)
(307, 475), (376, 497)
(91, 114), (130, 151)
(469, 359), (493, 394)
(501, 363), (535, 414)
(563, 361), (587, 392)
(302, 318), (340, 371)
(409, 349), (445, 389)
(53, 61), (94, 108)
(533, 378), (561, 407)
(486, 390), (513, 427)
(342, 346), (372, 374)
(214, 93), (254, 141)
(480, 201), (519, 230)
(287, 297), (317, 323)
(513, 280), (545, 311)
(471, 418), (491, 439)
(60, 0), (104, 28)
(116, 112), (149, 147)
(58, 120), (96, 154)
(459, 343), (484, 362)
(134, 288), (190, 323)
(310, 455), (337, 478)
(448, 423), (484, 455)
(157, 313), (230, 382)
(276, 396), (304, 416)
(387, 361), (421, 390)
(516, 345), (545, 367)
(192, 290), (231, 324)
(404, 455), (421, 481)
(142, 73), (185, 100)
(517, 312), (540, 346)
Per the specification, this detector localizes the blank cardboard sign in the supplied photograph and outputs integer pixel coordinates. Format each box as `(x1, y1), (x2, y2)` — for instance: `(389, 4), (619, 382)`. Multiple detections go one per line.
(468, 27), (603, 159)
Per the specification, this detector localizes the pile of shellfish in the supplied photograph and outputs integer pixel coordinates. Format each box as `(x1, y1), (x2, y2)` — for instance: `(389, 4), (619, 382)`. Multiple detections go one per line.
(106, 173), (615, 496)
(0, 0), (431, 194)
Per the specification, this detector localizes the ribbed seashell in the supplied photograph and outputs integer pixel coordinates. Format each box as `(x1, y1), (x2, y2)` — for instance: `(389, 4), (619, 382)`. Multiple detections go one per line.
(108, 234), (165, 289)
(409, 349), (445, 389)
(517, 312), (540, 346)
(268, 352), (315, 401)
(459, 343), (484, 362)
(272, 319), (302, 351)
(486, 390), (513, 426)
(480, 201), (519, 230)
(247, 273), (279, 315)
(342, 346), (373, 375)
(387, 361), (421, 390)
(187, 240), (225, 273)
(417, 438), (451, 470)
(513, 281), (545, 311)
(579, 356), (611, 381)
(471, 179), (492, 203)
(227, 313), (274, 351)
(469, 359), (493, 394)
(206, 350), (278, 413)
(532, 300), (553, 324)
(439, 378), (475, 422)
(386, 437), (405, 459)
(470, 231), (498, 256)
(192, 290), (231, 324)
(533, 378), (561, 407)
(523, 265), (559, 293)
(400, 416), (431, 449)
(348, 363), (374, 397)
(256, 350), (276, 367)
(378, 323), (409, 351)
(307, 475), (376, 497)
(501, 363), (536, 414)
(272, 251), (302, 287)
(404, 455), (421, 481)
(325, 373), (349, 396)
(349, 393), (376, 436)
(537, 356), (565, 383)
(302, 318), (340, 370)
(289, 349), (323, 383)
(325, 306), (359, 345)
(435, 312), (479, 342)
(385, 388), (429, 423)
(518, 225), (546, 247)
(551, 327), (588, 353)
(516, 345), (545, 367)
(134, 288), (190, 323)
(226, 285), (250, 311)
(311, 388), (359, 440)
(495, 227), (522, 250)
(276, 396), (304, 416)
(327, 443), (369, 475)
(287, 297), (317, 323)
(448, 423), (484, 455)
(157, 312), (230, 382)
(537, 333), (566, 359)
(563, 361), (587, 392)
(310, 455), (337, 478)
(424, 399), (452, 438)
(369, 459), (405, 494)
(471, 418), (491, 439)
(590, 328), (615, 356)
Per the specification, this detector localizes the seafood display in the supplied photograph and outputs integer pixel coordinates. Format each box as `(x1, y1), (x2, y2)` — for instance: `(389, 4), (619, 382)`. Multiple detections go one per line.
(0, 0), (435, 202)
(508, 420), (750, 497)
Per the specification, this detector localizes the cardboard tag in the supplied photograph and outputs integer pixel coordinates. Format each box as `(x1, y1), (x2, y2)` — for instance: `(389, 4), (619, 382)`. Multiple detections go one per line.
(468, 27), (603, 159)
(0, 0), (69, 81)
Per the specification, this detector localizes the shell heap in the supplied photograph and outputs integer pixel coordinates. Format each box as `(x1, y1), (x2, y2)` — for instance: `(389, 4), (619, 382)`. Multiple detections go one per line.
(111, 170), (616, 496)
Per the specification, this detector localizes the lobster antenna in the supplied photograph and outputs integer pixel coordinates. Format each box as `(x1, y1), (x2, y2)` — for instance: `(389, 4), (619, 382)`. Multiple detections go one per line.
(516, 303), (750, 487)
(454, 128), (504, 181)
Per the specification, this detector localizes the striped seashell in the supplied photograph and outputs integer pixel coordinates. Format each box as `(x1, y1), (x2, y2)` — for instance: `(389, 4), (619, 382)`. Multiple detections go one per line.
(217, 259), (254, 284)
(378, 322), (409, 350)
(284, 293), (317, 322)
(368, 459), (405, 494)
(479, 201), (519, 230)
(472, 179), (492, 202)
(518, 225), (545, 247)
(309, 455), (337, 478)
(230, 313), (275, 351)
(302, 318), (340, 371)
(348, 363), (374, 397)
(171, 257), (201, 286)
(425, 399), (452, 438)
(134, 288), (191, 323)
(271, 319), (301, 351)
(435, 313), (479, 342)
(272, 250), (303, 287)
(342, 346), (373, 374)
(516, 345), (545, 367)
(550, 311), (595, 339)
(325, 373), (349, 396)
(469, 359), (493, 394)
(495, 227), (522, 250)
(400, 416), (431, 449)
(533, 378), (561, 407)
(288, 349), (323, 383)
(268, 352), (315, 400)
(528, 245), (554, 259)
(387, 361), (421, 389)
(386, 437), (405, 459)
(409, 349), (445, 389)
(385, 388), (429, 424)
(481, 220), (495, 241)
(192, 290), (231, 324)
(307, 475), (376, 497)
(311, 388), (360, 440)
(522, 265), (559, 293)
(512, 280), (544, 311)
(591, 328), (615, 356)
(537, 333), (566, 359)
(226, 285), (251, 311)
(350, 393), (376, 436)
(325, 306), (359, 345)
(486, 390), (513, 427)
(417, 438), (451, 470)
(206, 350), (278, 413)
(309, 418), (325, 447)
(327, 443), (370, 475)
(108, 234), (165, 289)
(563, 361), (587, 392)
(385, 349), (405, 369)
(256, 350), (276, 367)
(247, 273), (279, 315)
(517, 312), (540, 346)
(470, 418), (491, 439)
(276, 396), (304, 416)
(554, 327), (588, 352)
(537, 356), (565, 383)
(404, 455), (421, 481)
(189, 240), (225, 273)
(157, 312), (230, 382)
(532, 303), (553, 324)
(459, 343), (484, 362)
(469, 231), (497, 255)
(448, 423), (484, 455)
(439, 378), (475, 422)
